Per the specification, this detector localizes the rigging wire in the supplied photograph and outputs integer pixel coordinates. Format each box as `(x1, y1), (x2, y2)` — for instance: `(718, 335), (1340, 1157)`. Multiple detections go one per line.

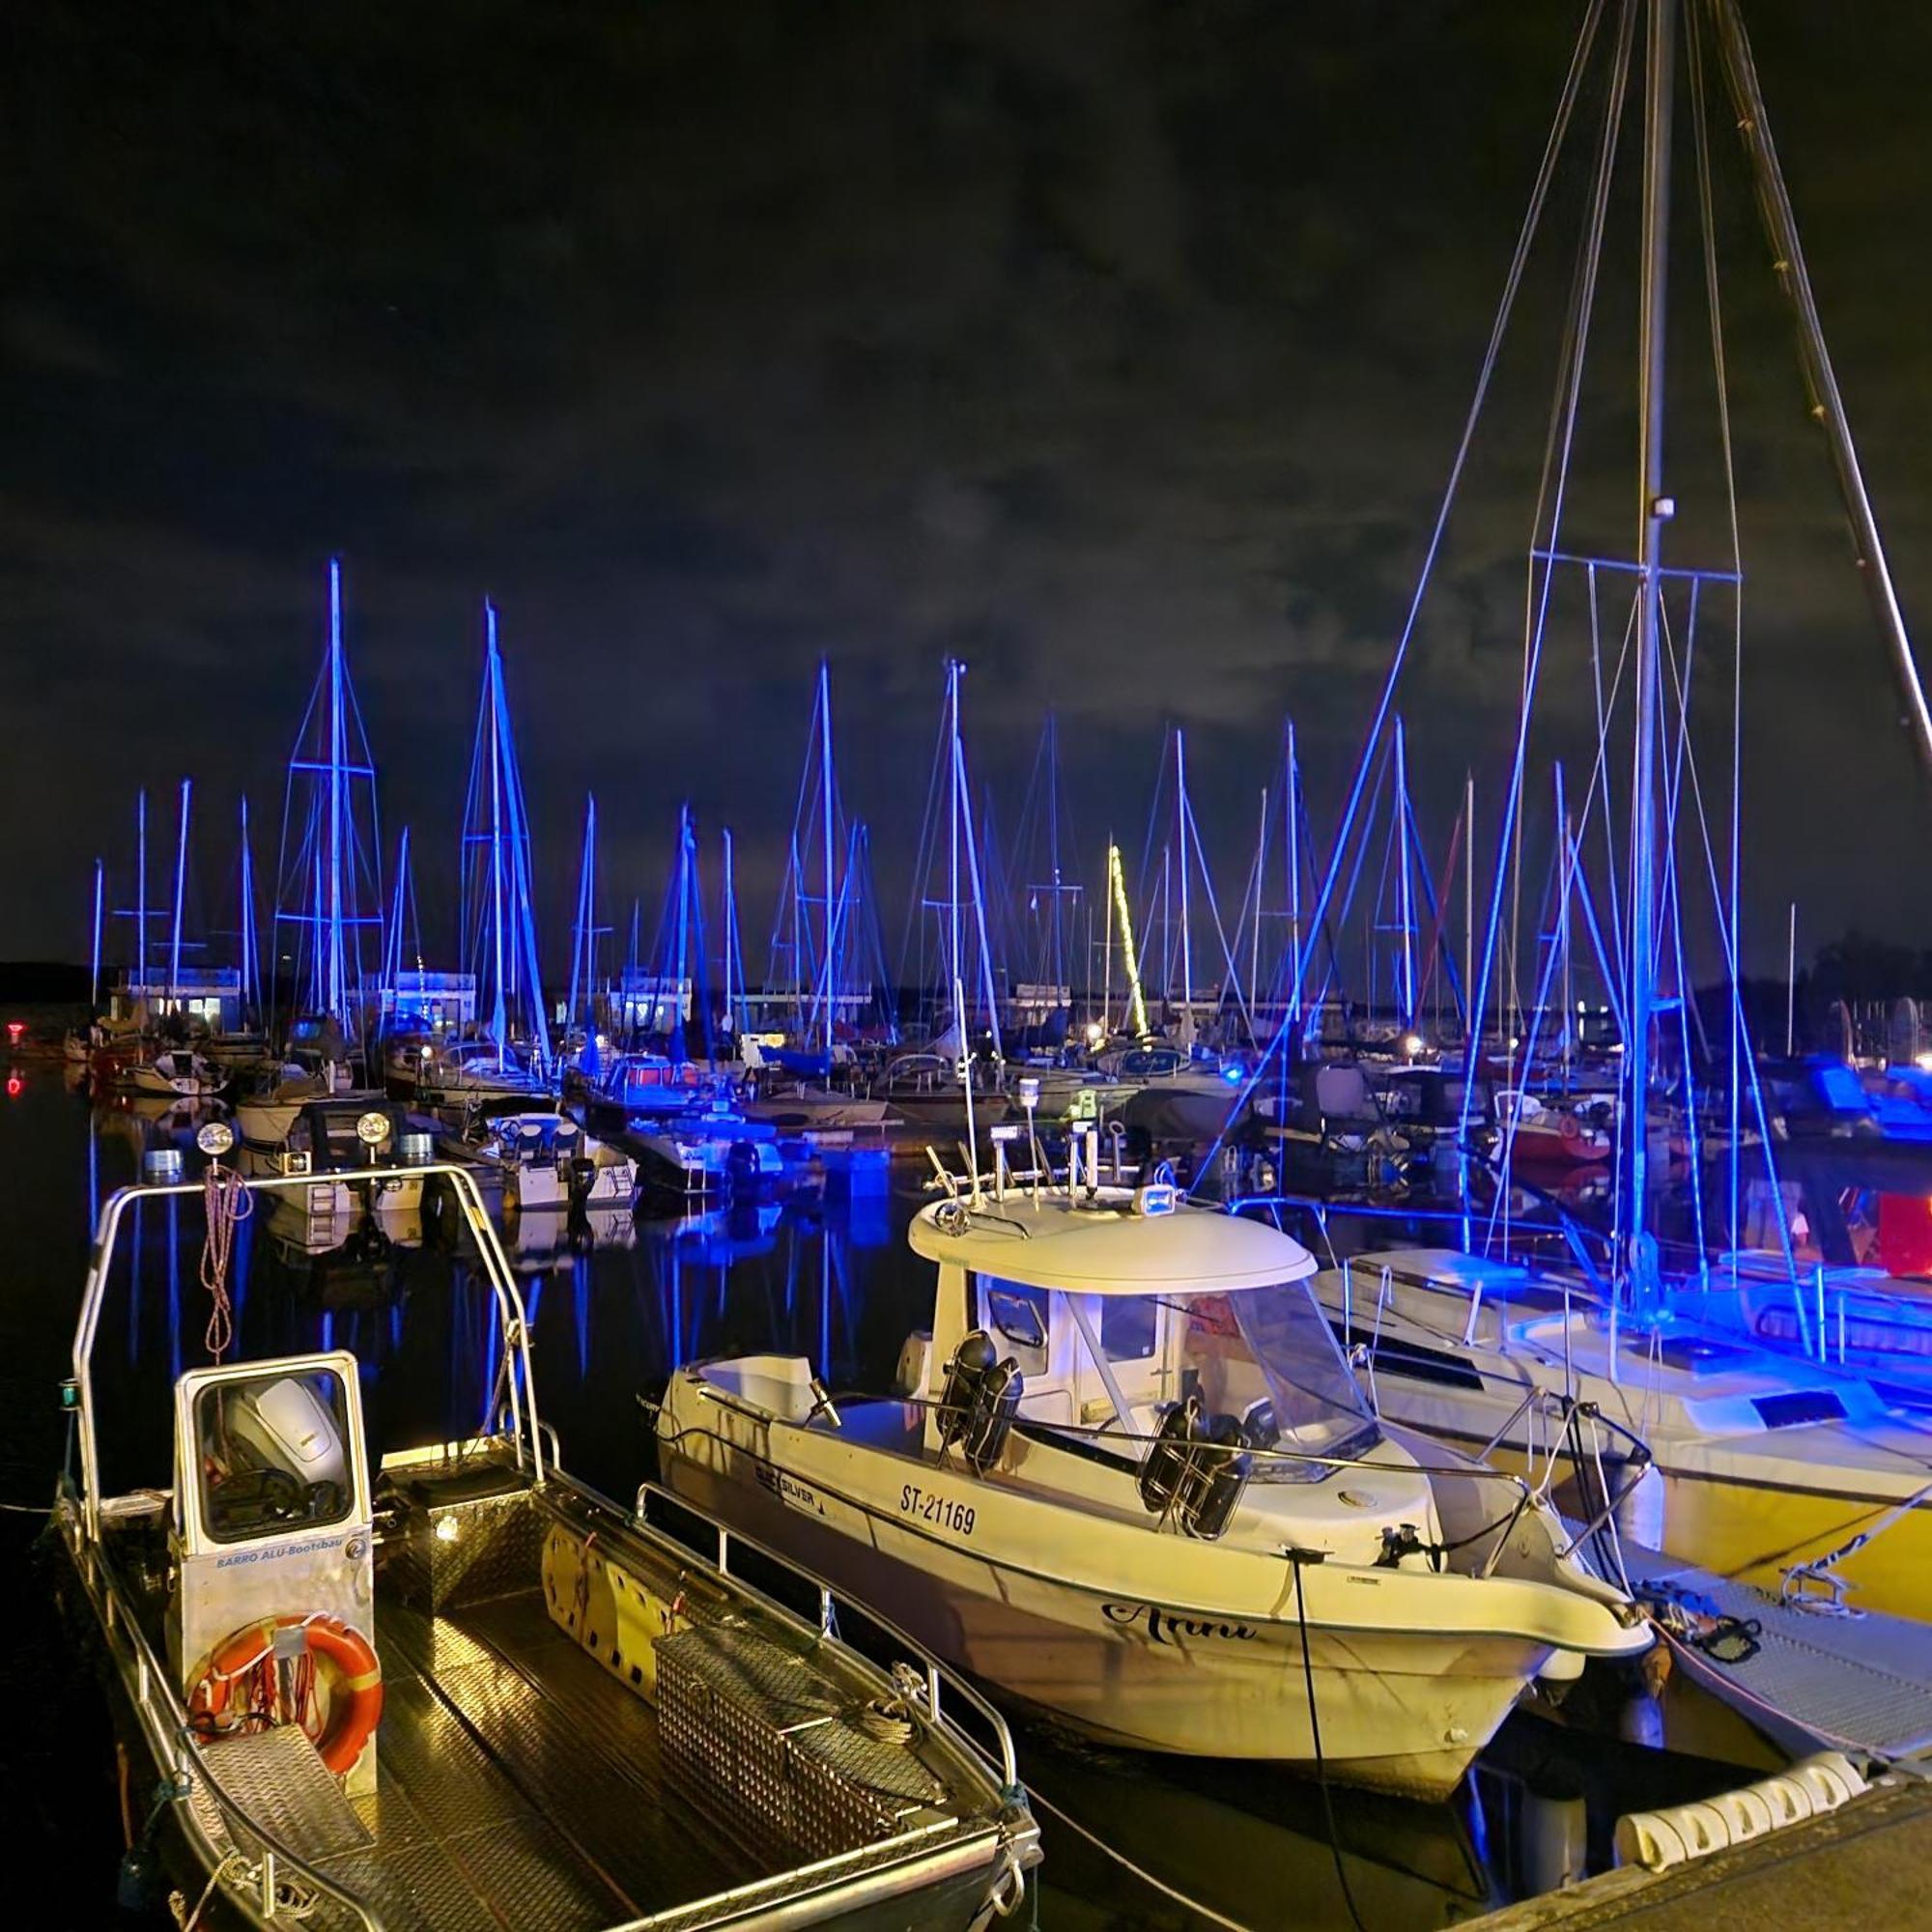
(1191, 0), (1612, 1191)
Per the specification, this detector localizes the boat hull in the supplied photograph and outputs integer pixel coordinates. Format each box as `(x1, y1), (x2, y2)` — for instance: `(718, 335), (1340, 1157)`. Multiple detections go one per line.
(1449, 1430), (1932, 1622)
(661, 1415), (1583, 1801)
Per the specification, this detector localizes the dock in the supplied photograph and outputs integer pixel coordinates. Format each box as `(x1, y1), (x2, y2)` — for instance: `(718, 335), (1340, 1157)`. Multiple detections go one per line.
(1609, 1528), (1932, 1764)
(1468, 1774), (1932, 1930)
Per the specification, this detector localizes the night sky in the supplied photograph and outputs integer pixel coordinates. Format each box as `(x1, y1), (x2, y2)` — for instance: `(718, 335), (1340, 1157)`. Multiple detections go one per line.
(4, 2), (1929, 975)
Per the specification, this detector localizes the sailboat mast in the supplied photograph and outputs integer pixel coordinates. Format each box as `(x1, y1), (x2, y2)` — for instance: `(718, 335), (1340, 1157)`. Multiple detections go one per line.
(1287, 724), (1304, 1022)
(1710, 0), (1932, 776)
(136, 789), (148, 1006)
(1251, 785), (1267, 1014)
(239, 797), (257, 1020)
(570, 794), (596, 1031)
(327, 559), (347, 1025)
(1626, 0), (1676, 1305)
(90, 857), (104, 1010)
(486, 605), (507, 1060)
(169, 777), (190, 1005)
(948, 661), (962, 1036)
(1176, 729), (1193, 1013)
(1394, 722), (1415, 1029)
(723, 825), (737, 1035)
(820, 662), (836, 1062)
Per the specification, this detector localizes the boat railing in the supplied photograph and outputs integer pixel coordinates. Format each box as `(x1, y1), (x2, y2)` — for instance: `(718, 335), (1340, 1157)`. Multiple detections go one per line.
(633, 1475), (1022, 1795)
(71, 1160), (545, 1543)
(51, 1483), (388, 1931)
(671, 1378), (1580, 1580)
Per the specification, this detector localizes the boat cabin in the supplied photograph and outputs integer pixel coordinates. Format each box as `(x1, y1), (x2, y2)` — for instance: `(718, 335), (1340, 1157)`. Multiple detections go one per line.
(909, 1187), (1384, 1485)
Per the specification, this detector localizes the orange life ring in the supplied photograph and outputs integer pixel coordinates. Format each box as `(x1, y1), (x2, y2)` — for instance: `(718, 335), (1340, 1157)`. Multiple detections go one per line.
(188, 1613), (383, 1774)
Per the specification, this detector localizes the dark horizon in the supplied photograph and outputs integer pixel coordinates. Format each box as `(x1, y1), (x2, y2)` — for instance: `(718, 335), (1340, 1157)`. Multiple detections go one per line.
(6, 2), (1931, 980)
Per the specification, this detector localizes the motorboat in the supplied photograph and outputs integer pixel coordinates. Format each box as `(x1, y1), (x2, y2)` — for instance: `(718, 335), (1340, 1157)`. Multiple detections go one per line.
(1492, 1090), (1613, 1169)
(659, 1172), (1650, 1800)
(441, 1108), (639, 1214)
(1303, 1244), (1932, 1620)
(51, 1154), (1040, 1930)
(120, 1049), (224, 1099)
(389, 1034), (554, 1112)
(236, 1094), (433, 1225)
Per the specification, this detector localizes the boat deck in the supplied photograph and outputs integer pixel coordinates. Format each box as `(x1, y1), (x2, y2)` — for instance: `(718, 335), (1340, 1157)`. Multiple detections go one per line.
(200, 1587), (753, 1931)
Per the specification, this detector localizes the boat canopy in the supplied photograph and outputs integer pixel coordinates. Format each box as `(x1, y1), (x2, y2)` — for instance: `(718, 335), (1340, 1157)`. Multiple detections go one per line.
(910, 1195), (1316, 1296)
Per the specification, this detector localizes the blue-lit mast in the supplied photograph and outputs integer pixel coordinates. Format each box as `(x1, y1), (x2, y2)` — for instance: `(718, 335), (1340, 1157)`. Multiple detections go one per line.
(90, 857), (104, 1010)
(460, 603), (550, 1072)
(1624, 0), (1674, 1313)
(135, 788), (148, 1004)
(238, 797), (259, 1026)
(168, 777), (190, 1008)
(819, 663), (835, 1063)
(568, 794), (597, 1033)
(272, 559), (384, 1046)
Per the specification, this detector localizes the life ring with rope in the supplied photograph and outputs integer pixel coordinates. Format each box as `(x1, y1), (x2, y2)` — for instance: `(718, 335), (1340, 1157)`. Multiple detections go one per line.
(187, 1612), (383, 1774)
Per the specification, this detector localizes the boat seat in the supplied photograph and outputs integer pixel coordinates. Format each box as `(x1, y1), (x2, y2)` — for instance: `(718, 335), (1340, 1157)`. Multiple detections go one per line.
(191, 1722), (371, 1865)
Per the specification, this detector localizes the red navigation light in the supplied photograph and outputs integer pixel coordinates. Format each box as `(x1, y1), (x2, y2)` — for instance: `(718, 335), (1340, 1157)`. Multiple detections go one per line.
(4, 1021), (23, 1042)
(5, 1074), (21, 1097)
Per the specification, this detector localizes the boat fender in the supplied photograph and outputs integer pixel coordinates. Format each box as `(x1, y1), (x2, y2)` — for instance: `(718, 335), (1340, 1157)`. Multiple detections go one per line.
(1615, 1753), (1868, 1871)
(1174, 1412), (1250, 1540)
(187, 1612), (383, 1776)
(1138, 1396), (1204, 1518)
(938, 1331), (1024, 1474)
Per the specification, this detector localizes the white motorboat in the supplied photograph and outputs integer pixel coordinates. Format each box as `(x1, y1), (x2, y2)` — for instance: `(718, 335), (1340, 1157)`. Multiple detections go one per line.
(52, 1156), (1039, 1930)
(659, 1177), (1650, 1800)
(390, 1035), (554, 1112)
(120, 1049), (223, 1098)
(444, 1109), (638, 1213)
(1305, 1245), (1932, 1620)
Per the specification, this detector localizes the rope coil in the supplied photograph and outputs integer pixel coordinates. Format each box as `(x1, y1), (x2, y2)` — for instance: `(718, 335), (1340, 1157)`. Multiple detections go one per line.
(200, 1160), (252, 1363)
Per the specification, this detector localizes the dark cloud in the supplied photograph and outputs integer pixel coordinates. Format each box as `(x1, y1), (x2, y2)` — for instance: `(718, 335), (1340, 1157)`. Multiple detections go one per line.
(2, 1), (1928, 974)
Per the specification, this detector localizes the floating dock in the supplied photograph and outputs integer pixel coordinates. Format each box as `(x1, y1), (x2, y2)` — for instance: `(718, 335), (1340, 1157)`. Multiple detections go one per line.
(1468, 1774), (1932, 1930)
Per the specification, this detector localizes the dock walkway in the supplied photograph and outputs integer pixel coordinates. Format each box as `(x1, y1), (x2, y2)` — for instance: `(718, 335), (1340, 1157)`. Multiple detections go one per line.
(1468, 1775), (1932, 1930)
(1587, 1526), (1932, 1763)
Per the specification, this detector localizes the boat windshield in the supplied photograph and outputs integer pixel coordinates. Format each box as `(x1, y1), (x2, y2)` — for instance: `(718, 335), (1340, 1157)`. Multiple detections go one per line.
(1178, 1284), (1379, 1479)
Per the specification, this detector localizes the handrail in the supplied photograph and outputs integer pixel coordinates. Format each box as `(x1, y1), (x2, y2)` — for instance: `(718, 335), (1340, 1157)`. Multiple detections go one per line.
(668, 1377), (1545, 1527)
(72, 1160), (543, 1542)
(632, 1476), (1022, 1795)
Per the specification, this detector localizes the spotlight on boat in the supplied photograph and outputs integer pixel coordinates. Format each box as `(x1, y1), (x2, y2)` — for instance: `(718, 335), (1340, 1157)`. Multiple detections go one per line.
(1402, 1033), (1424, 1061)
(194, 1121), (236, 1158)
(356, 1110), (393, 1149)
(1084, 1020), (1104, 1047)
(1916, 1050), (1932, 1073)
(434, 1516), (461, 1544)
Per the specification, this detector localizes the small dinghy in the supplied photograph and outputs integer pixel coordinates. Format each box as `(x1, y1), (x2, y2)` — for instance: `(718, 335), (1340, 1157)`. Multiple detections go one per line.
(52, 1148), (1037, 1929)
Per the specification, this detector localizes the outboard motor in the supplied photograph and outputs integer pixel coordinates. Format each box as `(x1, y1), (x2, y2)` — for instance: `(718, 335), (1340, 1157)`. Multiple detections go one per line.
(937, 1330), (1023, 1475)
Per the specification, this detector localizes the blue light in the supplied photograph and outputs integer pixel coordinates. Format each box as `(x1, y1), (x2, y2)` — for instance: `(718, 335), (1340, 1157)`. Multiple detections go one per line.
(1223, 1065), (1242, 1084)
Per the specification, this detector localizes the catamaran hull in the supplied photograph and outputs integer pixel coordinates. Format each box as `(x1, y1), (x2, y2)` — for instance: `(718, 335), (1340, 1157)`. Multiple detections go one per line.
(662, 1441), (1560, 1801)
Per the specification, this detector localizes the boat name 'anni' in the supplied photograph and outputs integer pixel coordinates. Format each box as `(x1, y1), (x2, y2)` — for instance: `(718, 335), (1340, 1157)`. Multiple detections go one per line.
(1101, 1601), (1257, 1646)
